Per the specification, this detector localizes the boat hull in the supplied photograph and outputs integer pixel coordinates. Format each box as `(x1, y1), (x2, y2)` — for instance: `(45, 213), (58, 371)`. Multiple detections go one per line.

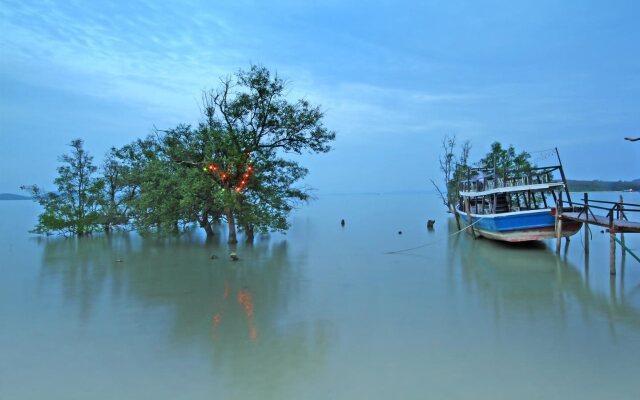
(456, 208), (582, 242)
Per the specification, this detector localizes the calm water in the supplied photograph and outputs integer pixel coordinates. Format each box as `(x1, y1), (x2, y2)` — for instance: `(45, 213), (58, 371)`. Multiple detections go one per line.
(1, 192), (639, 399)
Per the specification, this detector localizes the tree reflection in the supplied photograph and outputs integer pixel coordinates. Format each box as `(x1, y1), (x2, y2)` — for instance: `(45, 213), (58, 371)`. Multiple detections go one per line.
(39, 229), (333, 398)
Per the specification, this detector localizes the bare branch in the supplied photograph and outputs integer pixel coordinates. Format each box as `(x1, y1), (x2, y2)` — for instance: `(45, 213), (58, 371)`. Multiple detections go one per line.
(430, 179), (449, 207)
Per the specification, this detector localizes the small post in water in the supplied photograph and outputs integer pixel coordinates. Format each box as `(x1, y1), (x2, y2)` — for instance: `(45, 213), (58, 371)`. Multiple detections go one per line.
(584, 192), (589, 255)
(609, 210), (616, 275)
(555, 191), (563, 254)
(619, 195), (626, 261)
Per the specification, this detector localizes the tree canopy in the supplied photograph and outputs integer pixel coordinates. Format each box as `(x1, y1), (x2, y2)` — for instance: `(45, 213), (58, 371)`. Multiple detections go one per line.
(22, 139), (101, 236)
(25, 65), (336, 243)
(479, 142), (533, 177)
(433, 139), (538, 211)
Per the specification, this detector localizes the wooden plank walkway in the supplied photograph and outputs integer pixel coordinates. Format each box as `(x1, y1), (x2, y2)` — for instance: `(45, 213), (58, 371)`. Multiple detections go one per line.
(562, 212), (640, 233)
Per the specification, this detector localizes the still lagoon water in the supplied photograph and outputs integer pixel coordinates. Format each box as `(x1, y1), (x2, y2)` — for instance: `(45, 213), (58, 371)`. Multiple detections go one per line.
(1, 192), (639, 399)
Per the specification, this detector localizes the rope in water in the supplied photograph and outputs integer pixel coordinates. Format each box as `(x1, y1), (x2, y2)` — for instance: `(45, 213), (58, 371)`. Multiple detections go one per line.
(385, 216), (486, 255)
(613, 236), (640, 263)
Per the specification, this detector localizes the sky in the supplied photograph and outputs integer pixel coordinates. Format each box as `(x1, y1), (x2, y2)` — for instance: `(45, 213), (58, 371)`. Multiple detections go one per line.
(1, 0), (639, 194)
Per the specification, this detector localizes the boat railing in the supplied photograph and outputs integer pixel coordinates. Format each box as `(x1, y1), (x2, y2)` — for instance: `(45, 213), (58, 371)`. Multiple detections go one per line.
(569, 194), (640, 225)
(459, 171), (554, 192)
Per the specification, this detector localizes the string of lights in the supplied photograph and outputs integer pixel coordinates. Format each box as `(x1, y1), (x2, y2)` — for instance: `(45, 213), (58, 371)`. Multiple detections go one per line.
(203, 151), (254, 192)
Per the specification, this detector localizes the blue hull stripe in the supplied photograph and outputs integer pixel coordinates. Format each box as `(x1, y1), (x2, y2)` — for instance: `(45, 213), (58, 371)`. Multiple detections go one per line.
(458, 209), (556, 232)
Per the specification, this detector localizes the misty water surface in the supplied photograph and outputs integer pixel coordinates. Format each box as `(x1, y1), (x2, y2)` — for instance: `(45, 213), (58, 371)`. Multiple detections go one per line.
(1, 192), (639, 399)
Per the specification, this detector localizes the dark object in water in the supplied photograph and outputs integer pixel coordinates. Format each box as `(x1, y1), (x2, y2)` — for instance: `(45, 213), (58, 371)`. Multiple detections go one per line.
(341, 219), (345, 227)
(230, 252), (239, 261)
(398, 231), (402, 235)
(210, 254), (218, 260)
(427, 220), (435, 229)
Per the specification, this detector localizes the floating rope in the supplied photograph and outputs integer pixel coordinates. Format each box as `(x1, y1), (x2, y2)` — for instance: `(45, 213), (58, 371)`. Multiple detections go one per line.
(613, 236), (640, 263)
(385, 216), (486, 255)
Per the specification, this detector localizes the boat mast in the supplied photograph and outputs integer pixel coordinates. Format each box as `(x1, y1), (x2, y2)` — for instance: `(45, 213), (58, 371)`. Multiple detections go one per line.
(554, 147), (573, 206)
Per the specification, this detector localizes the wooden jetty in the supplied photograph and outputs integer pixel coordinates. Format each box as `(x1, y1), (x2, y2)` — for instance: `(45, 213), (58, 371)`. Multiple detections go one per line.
(556, 192), (640, 274)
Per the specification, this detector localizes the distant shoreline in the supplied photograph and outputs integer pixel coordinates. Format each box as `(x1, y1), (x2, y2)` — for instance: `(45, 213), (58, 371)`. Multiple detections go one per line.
(0, 193), (31, 201)
(567, 179), (640, 192)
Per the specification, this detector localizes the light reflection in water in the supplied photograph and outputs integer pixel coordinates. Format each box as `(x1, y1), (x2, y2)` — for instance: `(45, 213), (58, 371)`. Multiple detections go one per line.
(211, 282), (258, 342)
(238, 287), (257, 341)
(3, 196), (639, 399)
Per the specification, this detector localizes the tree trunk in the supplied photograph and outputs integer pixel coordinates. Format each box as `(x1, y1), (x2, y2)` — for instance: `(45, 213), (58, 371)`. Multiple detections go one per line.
(225, 208), (238, 244)
(204, 222), (214, 237)
(245, 224), (255, 243)
(199, 210), (215, 237)
(449, 202), (461, 230)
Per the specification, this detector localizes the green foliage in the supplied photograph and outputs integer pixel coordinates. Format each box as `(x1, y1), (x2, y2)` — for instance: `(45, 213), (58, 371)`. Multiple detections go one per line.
(236, 156), (310, 235)
(479, 142), (533, 177)
(109, 135), (221, 236)
(202, 65), (334, 241)
(22, 139), (101, 236)
(208, 65), (335, 155)
(94, 149), (137, 231)
(24, 65), (335, 243)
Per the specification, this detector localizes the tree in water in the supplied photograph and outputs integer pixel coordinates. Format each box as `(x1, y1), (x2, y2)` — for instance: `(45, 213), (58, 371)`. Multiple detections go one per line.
(22, 139), (101, 236)
(431, 135), (471, 212)
(94, 148), (139, 233)
(92, 65), (333, 242)
(109, 135), (206, 237)
(157, 64), (335, 243)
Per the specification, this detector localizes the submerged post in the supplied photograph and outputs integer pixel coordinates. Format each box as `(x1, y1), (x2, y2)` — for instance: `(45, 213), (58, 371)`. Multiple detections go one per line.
(555, 191), (563, 253)
(453, 208), (461, 231)
(584, 192), (589, 255)
(619, 195), (626, 260)
(464, 197), (476, 238)
(609, 210), (616, 275)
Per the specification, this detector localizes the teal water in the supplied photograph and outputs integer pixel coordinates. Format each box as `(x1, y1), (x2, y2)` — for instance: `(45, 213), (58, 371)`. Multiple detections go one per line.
(1, 192), (639, 399)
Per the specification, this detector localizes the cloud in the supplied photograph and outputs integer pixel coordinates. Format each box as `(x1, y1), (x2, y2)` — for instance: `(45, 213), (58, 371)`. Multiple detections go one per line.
(0, 0), (250, 120)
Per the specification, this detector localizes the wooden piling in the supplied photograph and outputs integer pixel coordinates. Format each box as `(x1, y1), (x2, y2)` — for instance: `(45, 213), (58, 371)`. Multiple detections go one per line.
(609, 210), (616, 275)
(558, 191), (640, 277)
(555, 192), (563, 254)
(584, 192), (589, 255)
(454, 211), (461, 231)
(464, 197), (476, 238)
(619, 195), (626, 260)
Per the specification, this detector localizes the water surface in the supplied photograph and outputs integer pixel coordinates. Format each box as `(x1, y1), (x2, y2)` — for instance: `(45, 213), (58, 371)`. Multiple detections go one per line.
(1, 192), (639, 399)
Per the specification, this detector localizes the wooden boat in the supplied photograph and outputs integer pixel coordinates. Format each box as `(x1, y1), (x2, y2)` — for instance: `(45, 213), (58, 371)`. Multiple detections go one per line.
(455, 156), (582, 242)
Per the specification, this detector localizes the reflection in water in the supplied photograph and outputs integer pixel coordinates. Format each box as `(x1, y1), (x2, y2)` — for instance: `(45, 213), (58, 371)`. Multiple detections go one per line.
(238, 287), (257, 341)
(4, 195), (640, 399)
(211, 282), (258, 342)
(38, 229), (333, 398)
(447, 219), (640, 336)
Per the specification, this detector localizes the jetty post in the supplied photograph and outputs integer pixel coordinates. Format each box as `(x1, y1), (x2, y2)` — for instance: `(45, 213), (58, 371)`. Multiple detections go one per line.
(584, 193), (589, 255)
(619, 195), (626, 261)
(561, 193), (640, 276)
(555, 191), (563, 253)
(609, 209), (616, 275)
